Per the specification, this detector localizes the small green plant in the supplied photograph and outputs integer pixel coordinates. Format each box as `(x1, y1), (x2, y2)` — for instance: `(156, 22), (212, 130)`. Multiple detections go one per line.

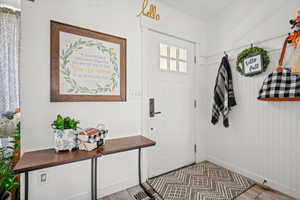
(51, 115), (79, 130)
(0, 153), (19, 200)
(0, 113), (21, 200)
(0, 122), (20, 200)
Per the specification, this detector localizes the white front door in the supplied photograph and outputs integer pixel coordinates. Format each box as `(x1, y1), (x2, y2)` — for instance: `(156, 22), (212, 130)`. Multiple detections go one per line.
(144, 30), (196, 178)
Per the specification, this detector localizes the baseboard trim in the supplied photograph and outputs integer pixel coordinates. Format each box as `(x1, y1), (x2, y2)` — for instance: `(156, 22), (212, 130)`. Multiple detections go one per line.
(68, 178), (138, 200)
(207, 155), (300, 199)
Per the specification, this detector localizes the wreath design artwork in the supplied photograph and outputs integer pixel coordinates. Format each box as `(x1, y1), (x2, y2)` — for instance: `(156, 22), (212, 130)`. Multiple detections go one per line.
(236, 46), (270, 77)
(60, 38), (119, 94)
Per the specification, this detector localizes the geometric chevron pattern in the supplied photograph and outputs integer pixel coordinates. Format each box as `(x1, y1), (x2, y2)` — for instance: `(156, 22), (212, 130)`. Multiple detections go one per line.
(145, 161), (256, 200)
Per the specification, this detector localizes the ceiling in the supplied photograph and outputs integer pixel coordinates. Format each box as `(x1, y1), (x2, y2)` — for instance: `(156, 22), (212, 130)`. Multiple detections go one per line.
(0, 0), (21, 9)
(1, 0), (237, 19)
(160, 0), (237, 20)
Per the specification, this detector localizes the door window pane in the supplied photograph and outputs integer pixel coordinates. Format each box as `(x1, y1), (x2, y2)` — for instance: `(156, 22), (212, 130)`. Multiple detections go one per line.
(160, 44), (168, 57)
(170, 59), (177, 71)
(179, 61), (187, 73)
(160, 58), (168, 70)
(179, 48), (187, 61)
(170, 46), (177, 59)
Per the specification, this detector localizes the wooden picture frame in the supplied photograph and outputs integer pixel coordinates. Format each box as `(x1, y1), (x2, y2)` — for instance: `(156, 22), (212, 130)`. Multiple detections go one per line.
(51, 21), (126, 102)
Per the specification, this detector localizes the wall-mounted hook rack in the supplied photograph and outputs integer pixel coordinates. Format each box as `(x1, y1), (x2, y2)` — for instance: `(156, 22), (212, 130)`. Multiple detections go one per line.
(205, 33), (288, 59)
(224, 51), (228, 58)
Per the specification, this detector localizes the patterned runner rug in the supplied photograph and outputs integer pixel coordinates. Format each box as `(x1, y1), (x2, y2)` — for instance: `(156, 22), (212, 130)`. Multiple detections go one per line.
(131, 161), (255, 200)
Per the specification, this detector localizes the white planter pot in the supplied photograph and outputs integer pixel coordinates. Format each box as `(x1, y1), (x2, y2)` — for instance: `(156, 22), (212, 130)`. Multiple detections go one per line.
(54, 129), (77, 152)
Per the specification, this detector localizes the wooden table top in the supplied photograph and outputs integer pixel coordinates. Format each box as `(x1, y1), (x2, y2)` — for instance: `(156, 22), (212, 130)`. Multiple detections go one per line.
(13, 135), (155, 173)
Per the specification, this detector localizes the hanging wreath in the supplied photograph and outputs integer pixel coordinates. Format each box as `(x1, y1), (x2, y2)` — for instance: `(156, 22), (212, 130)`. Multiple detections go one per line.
(236, 46), (270, 77)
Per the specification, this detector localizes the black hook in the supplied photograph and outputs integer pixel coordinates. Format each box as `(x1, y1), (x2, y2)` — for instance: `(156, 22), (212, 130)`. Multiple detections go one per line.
(224, 51), (228, 58)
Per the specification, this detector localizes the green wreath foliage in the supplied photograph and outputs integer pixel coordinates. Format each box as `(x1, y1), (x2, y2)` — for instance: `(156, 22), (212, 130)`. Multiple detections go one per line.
(236, 46), (270, 77)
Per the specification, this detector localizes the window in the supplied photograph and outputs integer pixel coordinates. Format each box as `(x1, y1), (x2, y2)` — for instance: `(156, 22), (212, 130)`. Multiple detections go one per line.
(159, 43), (187, 73)
(0, 7), (21, 149)
(0, 8), (20, 113)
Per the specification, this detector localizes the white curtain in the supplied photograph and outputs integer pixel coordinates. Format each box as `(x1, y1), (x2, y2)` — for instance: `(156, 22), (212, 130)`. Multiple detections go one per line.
(0, 8), (20, 114)
(0, 8), (20, 148)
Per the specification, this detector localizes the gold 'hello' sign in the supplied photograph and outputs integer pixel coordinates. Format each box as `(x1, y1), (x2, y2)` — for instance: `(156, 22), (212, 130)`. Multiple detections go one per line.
(137, 0), (160, 21)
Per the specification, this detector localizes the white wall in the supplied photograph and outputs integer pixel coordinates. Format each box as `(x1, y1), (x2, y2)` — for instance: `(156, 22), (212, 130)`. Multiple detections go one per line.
(22, 0), (300, 199)
(0, 0), (21, 10)
(20, 0), (206, 199)
(199, 0), (300, 198)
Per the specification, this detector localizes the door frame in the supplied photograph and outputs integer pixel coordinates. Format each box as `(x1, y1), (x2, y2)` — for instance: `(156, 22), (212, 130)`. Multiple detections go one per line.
(141, 27), (200, 179)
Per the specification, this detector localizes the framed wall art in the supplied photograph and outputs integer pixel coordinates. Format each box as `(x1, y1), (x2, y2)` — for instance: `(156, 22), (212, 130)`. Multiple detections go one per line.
(50, 21), (126, 102)
(243, 53), (263, 76)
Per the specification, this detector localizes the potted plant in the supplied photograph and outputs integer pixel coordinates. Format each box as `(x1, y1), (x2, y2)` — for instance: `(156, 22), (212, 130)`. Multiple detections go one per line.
(0, 148), (19, 200)
(0, 110), (21, 200)
(51, 115), (79, 152)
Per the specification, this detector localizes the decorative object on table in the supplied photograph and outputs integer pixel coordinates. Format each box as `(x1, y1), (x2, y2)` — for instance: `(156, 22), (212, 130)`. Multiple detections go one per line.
(258, 11), (300, 101)
(77, 124), (108, 152)
(51, 115), (79, 152)
(137, 0), (160, 21)
(50, 21), (127, 102)
(236, 45), (270, 77)
(289, 11), (300, 74)
(211, 54), (237, 128)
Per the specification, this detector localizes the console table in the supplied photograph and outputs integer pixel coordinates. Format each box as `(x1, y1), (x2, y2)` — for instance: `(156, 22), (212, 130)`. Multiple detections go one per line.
(13, 135), (156, 200)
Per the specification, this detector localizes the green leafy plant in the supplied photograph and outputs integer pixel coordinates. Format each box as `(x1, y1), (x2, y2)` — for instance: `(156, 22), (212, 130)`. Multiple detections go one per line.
(51, 115), (79, 130)
(0, 122), (21, 200)
(13, 122), (20, 152)
(3, 122), (21, 162)
(236, 46), (270, 77)
(0, 154), (19, 200)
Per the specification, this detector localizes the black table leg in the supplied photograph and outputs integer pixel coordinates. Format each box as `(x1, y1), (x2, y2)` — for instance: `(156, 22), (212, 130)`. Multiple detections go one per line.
(138, 148), (155, 200)
(91, 158), (98, 200)
(91, 158), (94, 200)
(25, 172), (29, 200)
(95, 157), (98, 200)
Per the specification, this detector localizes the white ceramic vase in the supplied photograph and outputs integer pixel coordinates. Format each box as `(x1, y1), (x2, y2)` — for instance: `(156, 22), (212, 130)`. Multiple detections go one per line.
(54, 129), (77, 152)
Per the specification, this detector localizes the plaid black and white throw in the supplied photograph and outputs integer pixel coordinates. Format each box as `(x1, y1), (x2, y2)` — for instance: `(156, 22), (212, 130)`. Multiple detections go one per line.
(211, 56), (237, 128)
(258, 68), (300, 99)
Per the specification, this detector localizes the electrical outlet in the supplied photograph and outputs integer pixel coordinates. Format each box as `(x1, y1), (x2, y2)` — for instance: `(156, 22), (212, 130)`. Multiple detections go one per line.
(37, 171), (48, 185)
